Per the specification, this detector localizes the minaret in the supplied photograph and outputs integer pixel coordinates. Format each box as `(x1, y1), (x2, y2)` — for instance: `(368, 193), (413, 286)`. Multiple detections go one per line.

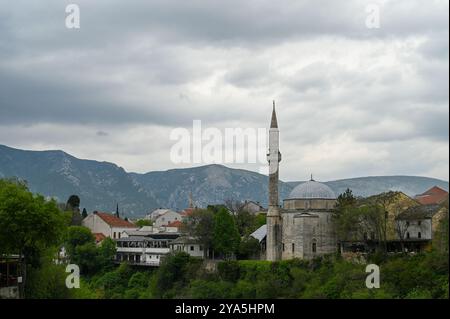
(188, 191), (194, 209)
(115, 203), (120, 219)
(266, 101), (282, 261)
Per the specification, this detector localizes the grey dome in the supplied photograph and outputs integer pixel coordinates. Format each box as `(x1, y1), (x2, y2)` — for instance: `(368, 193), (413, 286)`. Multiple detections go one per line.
(287, 180), (336, 199)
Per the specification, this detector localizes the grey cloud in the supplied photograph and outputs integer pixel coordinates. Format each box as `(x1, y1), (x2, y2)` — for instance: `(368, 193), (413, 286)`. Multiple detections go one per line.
(96, 131), (109, 137)
(0, 0), (448, 181)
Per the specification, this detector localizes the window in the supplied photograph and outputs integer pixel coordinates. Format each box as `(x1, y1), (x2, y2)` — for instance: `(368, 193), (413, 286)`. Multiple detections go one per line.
(418, 232), (422, 239)
(199, 245), (203, 251)
(292, 243), (295, 253)
(118, 232), (121, 239)
(312, 242), (317, 253)
(282, 243), (285, 252)
(190, 246), (194, 251)
(406, 232), (410, 239)
(418, 221), (422, 226)
(113, 232), (116, 239)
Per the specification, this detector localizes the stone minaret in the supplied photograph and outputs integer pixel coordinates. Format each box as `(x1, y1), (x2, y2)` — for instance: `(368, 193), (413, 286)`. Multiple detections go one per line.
(266, 101), (282, 261)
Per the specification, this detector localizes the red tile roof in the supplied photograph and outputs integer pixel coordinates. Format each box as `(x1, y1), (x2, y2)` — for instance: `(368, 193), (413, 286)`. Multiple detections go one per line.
(180, 208), (195, 217)
(95, 212), (136, 228)
(167, 220), (183, 228)
(93, 233), (106, 242)
(415, 186), (449, 205)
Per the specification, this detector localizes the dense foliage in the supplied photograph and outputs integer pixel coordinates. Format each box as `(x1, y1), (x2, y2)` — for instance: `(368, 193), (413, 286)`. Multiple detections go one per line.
(1, 180), (448, 299)
(69, 251), (448, 299)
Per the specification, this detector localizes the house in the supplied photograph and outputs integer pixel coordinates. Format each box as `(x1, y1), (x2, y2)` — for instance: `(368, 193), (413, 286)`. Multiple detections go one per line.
(0, 255), (21, 299)
(415, 186), (449, 205)
(249, 225), (267, 259)
(82, 211), (137, 239)
(393, 204), (441, 252)
(180, 207), (196, 218)
(145, 208), (174, 221)
(241, 200), (266, 215)
(153, 210), (183, 228)
(167, 220), (184, 229)
(169, 236), (205, 258)
(93, 233), (106, 245)
(115, 230), (181, 266)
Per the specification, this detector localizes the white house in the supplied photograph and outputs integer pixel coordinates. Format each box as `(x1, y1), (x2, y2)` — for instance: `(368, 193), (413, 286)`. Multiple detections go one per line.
(145, 208), (173, 221)
(82, 211), (137, 239)
(154, 210), (183, 228)
(169, 236), (205, 258)
(395, 204), (439, 241)
(115, 231), (181, 266)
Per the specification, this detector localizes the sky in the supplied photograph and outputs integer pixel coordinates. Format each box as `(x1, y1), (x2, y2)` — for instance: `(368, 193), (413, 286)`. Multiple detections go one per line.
(0, 0), (448, 182)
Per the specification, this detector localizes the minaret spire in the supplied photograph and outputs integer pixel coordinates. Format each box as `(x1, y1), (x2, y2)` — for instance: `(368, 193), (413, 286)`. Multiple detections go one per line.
(115, 203), (120, 218)
(266, 101), (282, 262)
(271, 100), (278, 128)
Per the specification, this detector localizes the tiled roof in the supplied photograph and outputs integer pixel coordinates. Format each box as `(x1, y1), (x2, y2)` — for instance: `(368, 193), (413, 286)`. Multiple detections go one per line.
(415, 186), (449, 205)
(180, 208), (195, 216)
(167, 220), (183, 227)
(397, 204), (441, 220)
(95, 212), (136, 228)
(93, 233), (106, 242)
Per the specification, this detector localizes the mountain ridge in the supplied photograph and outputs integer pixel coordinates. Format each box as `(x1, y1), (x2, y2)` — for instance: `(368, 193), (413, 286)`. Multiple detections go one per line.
(0, 144), (448, 217)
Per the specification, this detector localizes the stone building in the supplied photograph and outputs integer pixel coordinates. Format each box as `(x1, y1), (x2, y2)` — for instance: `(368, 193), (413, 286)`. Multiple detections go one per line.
(266, 103), (337, 261)
(281, 180), (337, 259)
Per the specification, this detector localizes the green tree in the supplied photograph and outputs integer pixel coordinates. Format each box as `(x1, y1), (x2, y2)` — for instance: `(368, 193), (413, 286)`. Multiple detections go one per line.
(237, 236), (261, 259)
(234, 210), (257, 236)
(185, 209), (215, 258)
(153, 252), (191, 298)
(82, 208), (88, 219)
(66, 195), (80, 210)
(0, 179), (67, 297)
(336, 188), (357, 210)
(65, 226), (95, 257)
(213, 207), (240, 258)
(135, 219), (153, 227)
(26, 248), (72, 299)
(97, 237), (117, 270)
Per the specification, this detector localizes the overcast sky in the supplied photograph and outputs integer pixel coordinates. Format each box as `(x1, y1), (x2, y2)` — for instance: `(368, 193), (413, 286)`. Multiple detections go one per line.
(0, 0), (448, 182)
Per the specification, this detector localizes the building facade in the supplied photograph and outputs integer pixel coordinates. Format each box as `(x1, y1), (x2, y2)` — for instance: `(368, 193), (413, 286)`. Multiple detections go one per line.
(266, 104), (337, 261)
(154, 210), (183, 228)
(82, 211), (137, 239)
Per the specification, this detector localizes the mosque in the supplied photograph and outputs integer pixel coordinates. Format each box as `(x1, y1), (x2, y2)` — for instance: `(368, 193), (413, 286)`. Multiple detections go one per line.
(266, 102), (338, 261)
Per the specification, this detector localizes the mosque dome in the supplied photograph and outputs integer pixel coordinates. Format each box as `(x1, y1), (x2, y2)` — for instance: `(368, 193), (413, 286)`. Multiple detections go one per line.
(287, 180), (336, 200)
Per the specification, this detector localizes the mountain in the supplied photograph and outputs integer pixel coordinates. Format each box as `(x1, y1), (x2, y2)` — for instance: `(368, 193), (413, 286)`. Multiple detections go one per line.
(0, 144), (448, 217)
(130, 165), (292, 211)
(0, 144), (158, 215)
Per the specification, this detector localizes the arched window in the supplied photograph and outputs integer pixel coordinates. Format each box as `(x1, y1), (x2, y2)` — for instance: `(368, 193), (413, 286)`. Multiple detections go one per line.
(418, 232), (422, 239)
(292, 243), (295, 253)
(312, 241), (317, 253)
